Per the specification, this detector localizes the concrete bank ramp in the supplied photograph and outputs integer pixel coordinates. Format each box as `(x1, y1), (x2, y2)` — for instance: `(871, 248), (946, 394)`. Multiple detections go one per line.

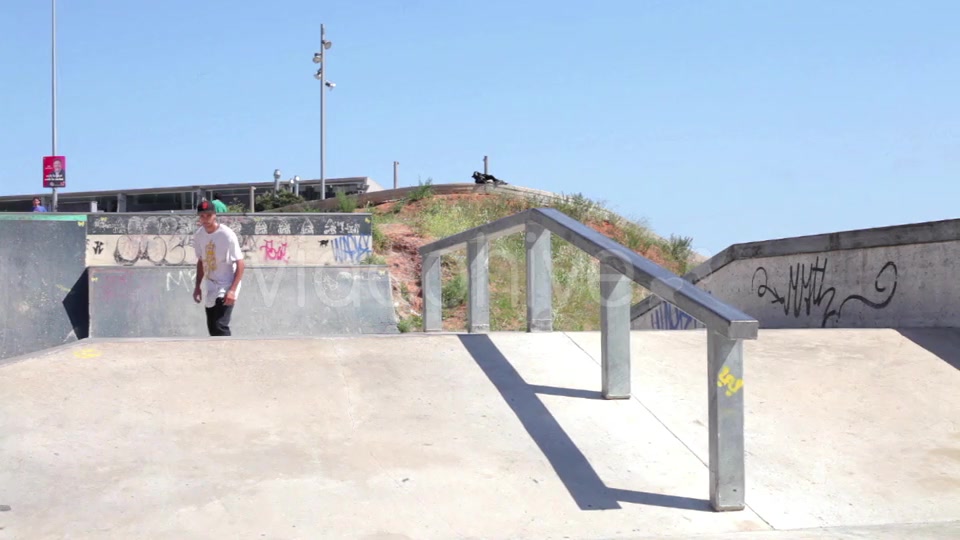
(87, 265), (398, 338)
(0, 331), (958, 539)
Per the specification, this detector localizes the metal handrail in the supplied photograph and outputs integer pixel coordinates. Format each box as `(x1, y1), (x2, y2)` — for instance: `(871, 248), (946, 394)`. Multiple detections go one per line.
(419, 208), (758, 338)
(418, 207), (758, 512)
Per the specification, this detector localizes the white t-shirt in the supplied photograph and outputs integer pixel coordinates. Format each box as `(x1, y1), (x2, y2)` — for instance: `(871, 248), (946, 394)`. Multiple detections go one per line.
(193, 224), (244, 308)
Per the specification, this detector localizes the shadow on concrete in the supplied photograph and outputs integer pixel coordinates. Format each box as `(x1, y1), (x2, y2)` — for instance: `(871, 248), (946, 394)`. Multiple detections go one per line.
(458, 334), (711, 512)
(63, 269), (89, 340)
(897, 328), (960, 371)
(525, 384), (604, 400)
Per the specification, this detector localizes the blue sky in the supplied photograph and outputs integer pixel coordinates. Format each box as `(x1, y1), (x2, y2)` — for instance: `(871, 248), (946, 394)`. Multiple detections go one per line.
(2, 1), (958, 255)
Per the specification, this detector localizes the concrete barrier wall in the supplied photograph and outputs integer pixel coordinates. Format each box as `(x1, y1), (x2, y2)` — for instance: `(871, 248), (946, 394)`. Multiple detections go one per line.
(633, 218), (960, 330)
(0, 214), (89, 361)
(0, 212), (382, 361)
(88, 265), (398, 338)
(86, 213), (373, 267)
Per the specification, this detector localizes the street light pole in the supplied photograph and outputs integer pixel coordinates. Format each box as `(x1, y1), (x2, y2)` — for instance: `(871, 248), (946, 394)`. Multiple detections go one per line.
(313, 25), (333, 200)
(321, 24), (326, 200)
(51, 0), (58, 211)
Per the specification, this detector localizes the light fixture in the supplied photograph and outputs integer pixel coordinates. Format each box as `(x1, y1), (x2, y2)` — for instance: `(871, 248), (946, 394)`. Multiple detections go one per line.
(312, 53), (322, 64)
(314, 68), (323, 80)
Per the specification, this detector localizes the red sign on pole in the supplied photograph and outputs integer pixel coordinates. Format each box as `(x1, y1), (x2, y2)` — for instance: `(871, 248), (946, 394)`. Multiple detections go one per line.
(43, 155), (66, 188)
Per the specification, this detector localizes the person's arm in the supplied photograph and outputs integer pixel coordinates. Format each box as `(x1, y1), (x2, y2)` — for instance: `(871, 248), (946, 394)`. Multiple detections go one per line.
(193, 259), (204, 303)
(224, 234), (245, 305)
(225, 259), (245, 305)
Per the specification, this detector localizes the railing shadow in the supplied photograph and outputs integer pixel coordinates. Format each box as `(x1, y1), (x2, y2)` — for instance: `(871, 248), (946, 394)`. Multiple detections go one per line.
(457, 334), (711, 512)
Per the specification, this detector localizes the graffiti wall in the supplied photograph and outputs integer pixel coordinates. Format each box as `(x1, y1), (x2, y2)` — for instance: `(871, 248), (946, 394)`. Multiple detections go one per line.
(647, 301), (705, 331)
(633, 240), (958, 330)
(85, 213), (373, 267)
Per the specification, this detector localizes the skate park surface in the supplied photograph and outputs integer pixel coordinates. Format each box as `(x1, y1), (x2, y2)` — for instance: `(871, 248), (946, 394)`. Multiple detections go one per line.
(2, 330), (958, 539)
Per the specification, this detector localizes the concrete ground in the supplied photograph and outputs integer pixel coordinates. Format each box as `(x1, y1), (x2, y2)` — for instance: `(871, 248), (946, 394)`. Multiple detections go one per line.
(0, 329), (958, 539)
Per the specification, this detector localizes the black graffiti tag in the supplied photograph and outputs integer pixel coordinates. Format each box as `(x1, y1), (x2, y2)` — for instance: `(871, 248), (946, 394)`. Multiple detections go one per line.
(750, 257), (898, 327)
(114, 235), (191, 266)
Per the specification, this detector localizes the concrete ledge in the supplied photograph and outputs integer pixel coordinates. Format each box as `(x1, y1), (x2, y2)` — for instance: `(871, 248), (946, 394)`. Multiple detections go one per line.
(632, 217), (960, 323)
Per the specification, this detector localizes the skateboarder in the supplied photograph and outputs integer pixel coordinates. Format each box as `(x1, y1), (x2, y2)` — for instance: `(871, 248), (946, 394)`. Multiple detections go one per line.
(192, 199), (245, 336)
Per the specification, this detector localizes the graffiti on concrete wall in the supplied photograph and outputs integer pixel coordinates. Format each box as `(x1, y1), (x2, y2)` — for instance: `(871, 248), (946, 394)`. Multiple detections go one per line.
(86, 214), (374, 266)
(112, 234), (198, 266)
(259, 240), (289, 262)
(87, 214), (371, 237)
(750, 256), (898, 327)
(650, 301), (704, 330)
(333, 235), (373, 263)
(165, 269), (198, 292)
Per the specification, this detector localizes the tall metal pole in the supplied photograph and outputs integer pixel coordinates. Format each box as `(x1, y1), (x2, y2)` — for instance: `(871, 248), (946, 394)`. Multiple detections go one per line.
(393, 161), (399, 189)
(484, 155), (489, 175)
(320, 24), (326, 200)
(51, 0), (58, 211)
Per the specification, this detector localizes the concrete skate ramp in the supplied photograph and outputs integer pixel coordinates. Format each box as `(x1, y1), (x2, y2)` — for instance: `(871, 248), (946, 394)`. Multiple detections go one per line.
(1, 331), (957, 539)
(87, 265), (398, 338)
(633, 217), (960, 330)
(0, 214), (88, 360)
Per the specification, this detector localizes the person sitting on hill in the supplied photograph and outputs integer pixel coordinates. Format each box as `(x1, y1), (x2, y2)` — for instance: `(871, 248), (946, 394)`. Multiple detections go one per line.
(472, 171), (507, 185)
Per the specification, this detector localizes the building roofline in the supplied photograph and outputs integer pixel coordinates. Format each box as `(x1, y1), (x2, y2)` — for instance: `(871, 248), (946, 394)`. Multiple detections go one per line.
(0, 177), (373, 202)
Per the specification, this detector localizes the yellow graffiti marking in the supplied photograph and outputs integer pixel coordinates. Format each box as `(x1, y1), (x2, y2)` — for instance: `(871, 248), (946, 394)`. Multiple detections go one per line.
(91, 277), (99, 282)
(55, 284), (71, 293)
(77, 221), (85, 226)
(73, 348), (102, 359)
(717, 366), (744, 397)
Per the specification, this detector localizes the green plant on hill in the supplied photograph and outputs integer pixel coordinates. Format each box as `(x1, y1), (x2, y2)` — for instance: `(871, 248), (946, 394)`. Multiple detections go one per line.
(374, 190), (691, 332)
(334, 190), (359, 213)
(668, 234), (694, 274)
(552, 192), (605, 222)
(371, 217), (391, 252)
(620, 221), (656, 253)
(226, 201), (247, 213)
(397, 314), (422, 333)
(405, 179), (434, 203)
(255, 190), (305, 212)
(361, 253), (387, 265)
(408, 193), (625, 331)
(442, 270), (467, 310)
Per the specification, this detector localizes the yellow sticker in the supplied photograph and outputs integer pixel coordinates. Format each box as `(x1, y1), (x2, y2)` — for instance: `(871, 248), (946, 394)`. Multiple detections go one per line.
(73, 348), (102, 359)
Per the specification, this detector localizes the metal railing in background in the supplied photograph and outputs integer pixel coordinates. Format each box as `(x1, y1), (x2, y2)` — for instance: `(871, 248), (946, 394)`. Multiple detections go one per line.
(418, 207), (759, 512)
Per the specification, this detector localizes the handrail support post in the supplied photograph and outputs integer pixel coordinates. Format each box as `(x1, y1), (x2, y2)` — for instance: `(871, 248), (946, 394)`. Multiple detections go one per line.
(525, 221), (553, 332)
(600, 263), (631, 399)
(708, 330), (746, 511)
(467, 234), (490, 333)
(422, 253), (442, 332)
